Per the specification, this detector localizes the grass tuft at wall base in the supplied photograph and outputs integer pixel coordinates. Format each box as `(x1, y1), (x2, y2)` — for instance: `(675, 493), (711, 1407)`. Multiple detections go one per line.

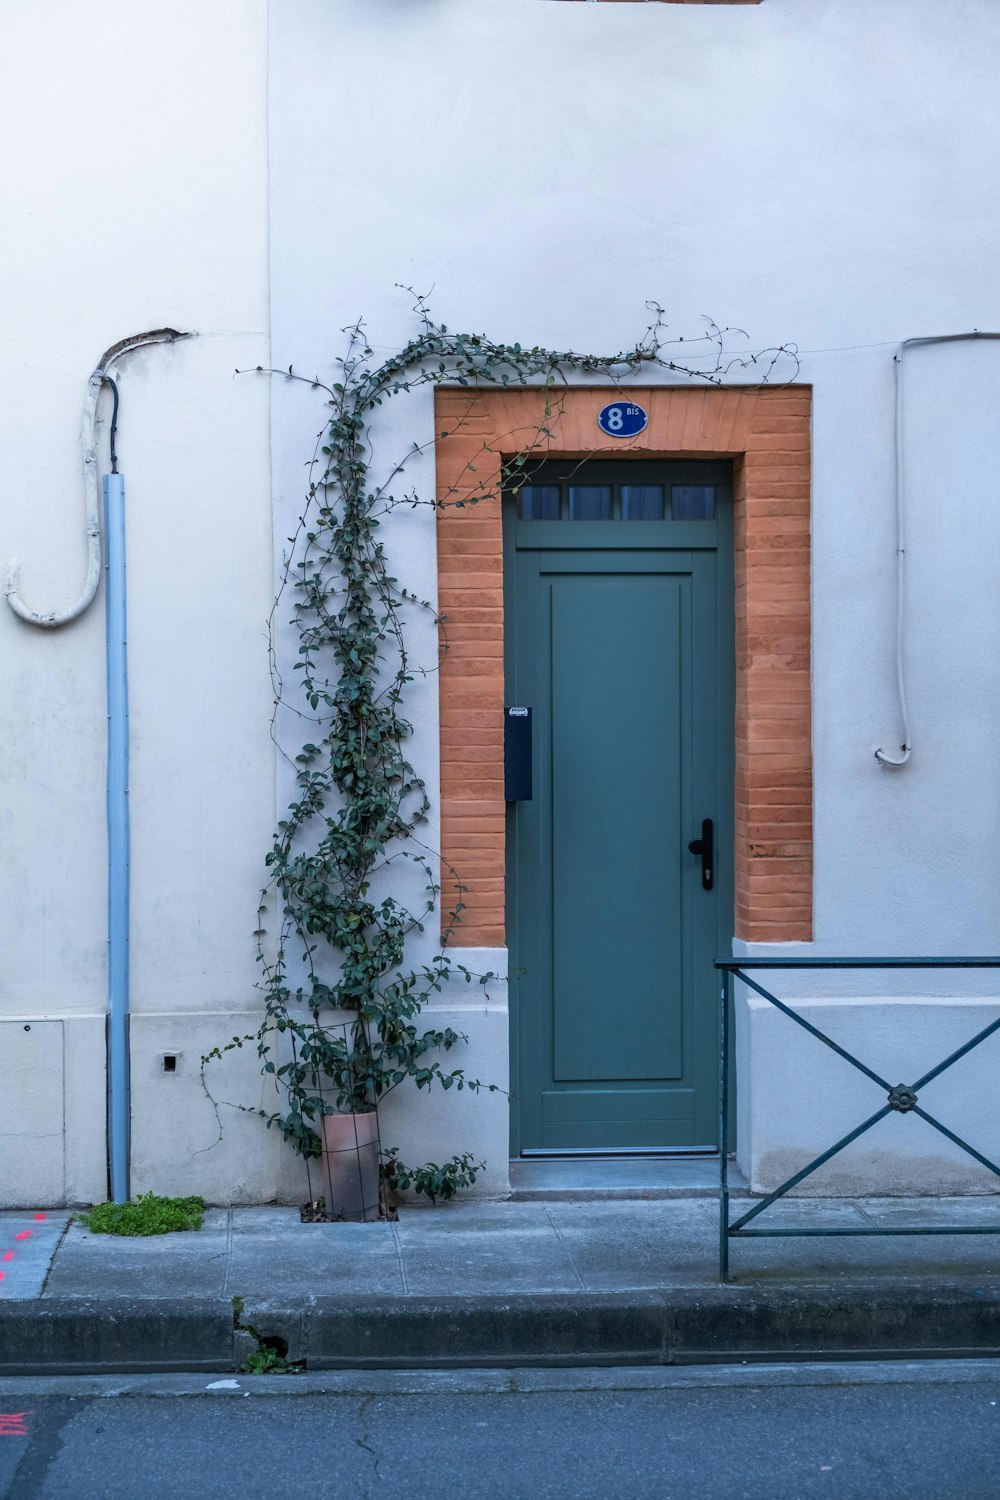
(79, 1192), (205, 1236)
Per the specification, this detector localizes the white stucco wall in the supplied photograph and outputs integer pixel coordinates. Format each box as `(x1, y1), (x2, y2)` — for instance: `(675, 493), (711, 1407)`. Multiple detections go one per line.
(0, 1), (274, 1204)
(6, 0), (1000, 1206)
(269, 0), (1000, 1195)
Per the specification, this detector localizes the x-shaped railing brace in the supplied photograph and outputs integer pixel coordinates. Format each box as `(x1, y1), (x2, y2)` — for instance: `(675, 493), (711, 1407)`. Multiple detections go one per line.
(716, 960), (1000, 1279)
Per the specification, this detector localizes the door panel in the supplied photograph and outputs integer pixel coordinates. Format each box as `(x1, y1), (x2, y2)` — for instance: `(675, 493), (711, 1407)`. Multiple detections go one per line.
(506, 460), (732, 1156)
(551, 572), (685, 1084)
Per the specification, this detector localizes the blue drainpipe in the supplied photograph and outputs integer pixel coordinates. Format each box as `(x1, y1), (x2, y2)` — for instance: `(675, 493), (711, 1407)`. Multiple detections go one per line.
(5, 332), (191, 1206)
(104, 463), (130, 1204)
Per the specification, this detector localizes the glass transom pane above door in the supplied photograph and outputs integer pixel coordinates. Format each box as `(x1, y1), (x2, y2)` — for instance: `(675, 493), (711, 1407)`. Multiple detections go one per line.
(568, 485), (612, 520)
(621, 485), (664, 520)
(672, 485), (715, 520)
(517, 484), (560, 521)
(511, 459), (727, 527)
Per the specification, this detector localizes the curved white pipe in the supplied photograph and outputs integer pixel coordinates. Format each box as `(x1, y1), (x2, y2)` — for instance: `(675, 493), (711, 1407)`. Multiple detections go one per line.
(4, 328), (191, 629)
(875, 330), (1000, 769)
(5, 371), (105, 627)
(874, 348), (912, 768)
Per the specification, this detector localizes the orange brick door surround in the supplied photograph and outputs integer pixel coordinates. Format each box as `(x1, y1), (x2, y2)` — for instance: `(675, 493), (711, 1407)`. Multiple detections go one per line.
(435, 384), (812, 945)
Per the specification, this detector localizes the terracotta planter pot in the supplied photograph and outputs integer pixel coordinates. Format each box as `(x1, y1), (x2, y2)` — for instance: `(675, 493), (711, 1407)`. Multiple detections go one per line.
(320, 1111), (381, 1222)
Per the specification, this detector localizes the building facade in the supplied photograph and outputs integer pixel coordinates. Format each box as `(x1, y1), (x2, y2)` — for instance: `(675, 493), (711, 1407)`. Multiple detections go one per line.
(3, 0), (1000, 1207)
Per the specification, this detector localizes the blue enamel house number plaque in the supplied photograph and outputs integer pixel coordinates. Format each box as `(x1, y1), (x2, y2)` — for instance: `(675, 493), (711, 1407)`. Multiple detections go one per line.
(597, 401), (648, 438)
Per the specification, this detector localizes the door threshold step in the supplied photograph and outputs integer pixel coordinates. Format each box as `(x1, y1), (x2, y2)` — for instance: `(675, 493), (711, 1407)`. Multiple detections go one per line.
(509, 1156), (746, 1200)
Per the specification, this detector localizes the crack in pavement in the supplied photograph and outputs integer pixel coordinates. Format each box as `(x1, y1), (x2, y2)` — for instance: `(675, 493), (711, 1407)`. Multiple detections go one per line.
(3, 1398), (85, 1500)
(353, 1395), (383, 1500)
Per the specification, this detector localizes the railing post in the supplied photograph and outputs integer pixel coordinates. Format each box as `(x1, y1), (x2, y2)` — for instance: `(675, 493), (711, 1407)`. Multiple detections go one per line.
(719, 967), (731, 1281)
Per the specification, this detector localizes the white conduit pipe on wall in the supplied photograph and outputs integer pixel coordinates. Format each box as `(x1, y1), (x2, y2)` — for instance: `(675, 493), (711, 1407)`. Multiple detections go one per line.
(5, 328), (192, 1203)
(875, 330), (1000, 769)
(5, 371), (105, 627)
(5, 330), (189, 625)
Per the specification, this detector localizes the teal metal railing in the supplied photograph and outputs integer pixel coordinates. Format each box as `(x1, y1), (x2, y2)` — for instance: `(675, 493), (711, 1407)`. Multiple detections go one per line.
(716, 958), (1000, 1280)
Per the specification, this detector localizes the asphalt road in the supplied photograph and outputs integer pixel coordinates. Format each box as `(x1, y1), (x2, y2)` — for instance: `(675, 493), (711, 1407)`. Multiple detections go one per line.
(1, 1361), (998, 1499)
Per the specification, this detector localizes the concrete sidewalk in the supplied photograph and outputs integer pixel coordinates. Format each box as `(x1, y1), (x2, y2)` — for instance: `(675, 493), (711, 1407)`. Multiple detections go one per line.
(2, 1194), (999, 1375)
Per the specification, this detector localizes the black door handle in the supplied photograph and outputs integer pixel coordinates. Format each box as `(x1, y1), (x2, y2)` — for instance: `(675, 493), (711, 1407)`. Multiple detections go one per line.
(687, 818), (714, 891)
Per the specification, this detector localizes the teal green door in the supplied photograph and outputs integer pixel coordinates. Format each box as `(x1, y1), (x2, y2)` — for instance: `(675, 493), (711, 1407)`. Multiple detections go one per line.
(505, 462), (733, 1154)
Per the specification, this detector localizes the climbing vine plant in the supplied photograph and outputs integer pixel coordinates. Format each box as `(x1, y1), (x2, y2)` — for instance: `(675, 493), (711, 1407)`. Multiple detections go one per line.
(204, 293), (798, 1207)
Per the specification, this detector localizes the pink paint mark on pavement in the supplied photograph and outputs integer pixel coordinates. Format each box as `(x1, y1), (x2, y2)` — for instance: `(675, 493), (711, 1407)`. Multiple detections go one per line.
(14, 1232), (32, 1242)
(0, 1412), (34, 1438)
(1, 1252), (14, 1262)
(34, 1214), (46, 1222)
